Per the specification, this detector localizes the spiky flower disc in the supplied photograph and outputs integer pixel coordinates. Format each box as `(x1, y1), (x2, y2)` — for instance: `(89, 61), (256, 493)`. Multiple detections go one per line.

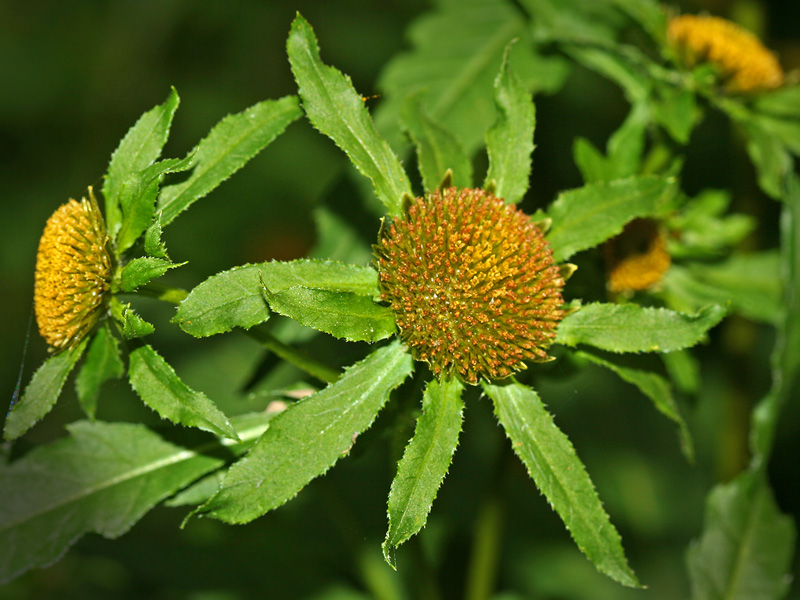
(375, 187), (565, 385)
(604, 218), (671, 294)
(34, 189), (112, 351)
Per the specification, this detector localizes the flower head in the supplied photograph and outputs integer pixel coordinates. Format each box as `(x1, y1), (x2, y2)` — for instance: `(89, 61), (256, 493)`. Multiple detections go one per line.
(34, 188), (112, 351)
(374, 187), (565, 385)
(604, 218), (670, 294)
(667, 14), (783, 92)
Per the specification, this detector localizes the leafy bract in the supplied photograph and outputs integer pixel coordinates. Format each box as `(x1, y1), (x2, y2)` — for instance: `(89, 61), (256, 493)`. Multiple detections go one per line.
(128, 345), (238, 440)
(75, 323), (124, 420)
(174, 259), (380, 338)
(383, 378), (464, 566)
(484, 43), (535, 204)
(287, 14), (411, 216)
(194, 339), (413, 524)
(0, 413), (272, 584)
(545, 175), (677, 262)
(118, 257), (182, 293)
(110, 299), (155, 340)
(483, 381), (640, 587)
(556, 303), (726, 353)
(4, 337), (89, 441)
(157, 96), (302, 225)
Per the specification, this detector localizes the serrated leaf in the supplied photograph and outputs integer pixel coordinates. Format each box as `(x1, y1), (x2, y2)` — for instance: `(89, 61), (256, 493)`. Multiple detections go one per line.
(128, 345), (239, 440)
(485, 43), (535, 204)
(144, 212), (168, 258)
(75, 323), (124, 420)
(483, 381), (640, 588)
(157, 95), (301, 225)
(3, 337), (89, 441)
(194, 340), (413, 524)
(287, 14), (411, 216)
(556, 303), (726, 353)
(111, 300), (155, 340)
(402, 94), (472, 191)
(103, 88), (179, 236)
(545, 175), (678, 262)
(118, 256), (182, 293)
(383, 378), (464, 565)
(0, 412), (272, 584)
(576, 350), (693, 460)
(687, 471), (795, 600)
(174, 259), (380, 338)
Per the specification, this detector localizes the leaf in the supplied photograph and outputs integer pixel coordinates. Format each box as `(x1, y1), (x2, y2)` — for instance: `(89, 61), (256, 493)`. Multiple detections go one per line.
(128, 345), (239, 441)
(287, 14), (411, 216)
(383, 378), (464, 565)
(484, 42), (535, 204)
(309, 207), (374, 265)
(4, 338), (89, 441)
(520, 0), (626, 45)
(545, 175), (678, 262)
(687, 471), (795, 600)
(174, 259), (380, 338)
(661, 349), (700, 395)
(753, 86), (800, 120)
(652, 83), (699, 145)
(263, 286), (396, 343)
(143, 212), (168, 258)
(110, 300), (155, 340)
(575, 350), (693, 460)
(483, 381), (640, 587)
(743, 119), (793, 200)
(103, 88), (180, 236)
(401, 94), (473, 191)
(118, 257), (183, 293)
(0, 412), (272, 584)
(562, 44), (651, 105)
(75, 323), (124, 420)
(194, 339), (413, 524)
(157, 95), (302, 226)
(556, 303), (726, 353)
(574, 104), (647, 183)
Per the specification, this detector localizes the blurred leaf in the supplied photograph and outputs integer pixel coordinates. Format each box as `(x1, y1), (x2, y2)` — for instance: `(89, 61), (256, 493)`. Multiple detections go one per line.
(118, 256), (182, 293)
(563, 44), (651, 105)
(609, 0), (667, 43)
(576, 350), (693, 460)
(263, 286), (395, 343)
(520, 0), (626, 45)
(164, 471), (225, 507)
(652, 83), (699, 145)
(753, 86), (800, 120)
(687, 471), (795, 600)
(287, 14), (411, 216)
(402, 94), (473, 191)
(157, 95), (302, 225)
(103, 88), (179, 237)
(194, 339), (413, 524)
(485, 43), (535, 204)
(0, 413), (271, 584)
(383, 377), (464, 565)
(3, 337), (89, 442)
(175, 260), (380, 338)
(545, 175), (677, 262)
(661, 349), (701, 395)
(743, 119), (793, 200)
(75, 323), (124, 420)
(309, 207), (373, 265)
(483, 381), (640, 588)
(128, 345), (239, 440)
(574, 104), (647, 183)
(556, 303), (726, 353)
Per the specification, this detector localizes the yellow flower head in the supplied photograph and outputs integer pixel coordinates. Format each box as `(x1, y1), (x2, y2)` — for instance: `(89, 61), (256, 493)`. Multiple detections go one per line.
(375, 187), (565, 385)
(604, 218), (670, 294)
(34, 189), (112, 351)
(667, 14), (783, 93)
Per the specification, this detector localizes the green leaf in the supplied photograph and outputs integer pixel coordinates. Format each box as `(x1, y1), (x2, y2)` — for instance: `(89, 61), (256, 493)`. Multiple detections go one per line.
(194, 339), (413, 524)
(174, 259), (380, 338)
(110, 299), (155, 340)
(609, 0), (667, 44)
(556, 303), (726, 353)
(743, 119), (793, 200)
(309, 207), (373, 265)
(574, 104), (647, 183)
(575, 350), (693, 460)
(287, 14), (411, 216)
(4, 337), (89, 441)
(545, 175), (678, 262)
(0, 413), (272, 584)
(753, 85), (800, 120)
(483, 381), (640, 587)
(263, 286), (396, 343)
(401, 94), (472, 191)
(157, 95), (302, 226)
(484, 43), (535, 204)
(75, 323), (124, 420)
(143, 212), (168, 258)
(520, 0), (626, 45)
(652, 83), (699, 145)
(118, 256), (182, 293)
(128, 345), (239, 440)
(687, 471), (795, 600)
(103, 88), (179, 236)
(661, 349), (701, 395)
(563, 44), (651, 105)
(383, 378), (464, 565)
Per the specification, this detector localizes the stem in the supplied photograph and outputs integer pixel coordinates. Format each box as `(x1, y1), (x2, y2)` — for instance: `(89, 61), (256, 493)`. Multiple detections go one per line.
(136, 282), (188, 305)
(245, 326), (340, 385)
(464, 494), (503, 600)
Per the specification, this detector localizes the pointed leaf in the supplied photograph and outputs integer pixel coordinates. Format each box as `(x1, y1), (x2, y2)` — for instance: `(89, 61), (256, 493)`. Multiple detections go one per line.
(128, 345), (238, 440)
(0, 413), (272, 584)
(743, 119), (793, 200)
(383, 378), (464, 565)
(556, 303), (726, 353)
(483, 381), (640, 587)
(144, 212), (168, 258)
(75, 323), (124, 420)
(287, 14), (411, 216)
(110, 299), (155, 340)
(157, 95), (301, 225)
(118, 256), (183, 293)
(194, 340), (413, 524)
(4, 337), (89, 441)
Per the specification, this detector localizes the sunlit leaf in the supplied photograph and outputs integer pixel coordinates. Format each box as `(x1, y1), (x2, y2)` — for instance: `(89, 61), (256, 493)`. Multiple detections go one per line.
(75, 323), (124, 420)
(118, 256), (182, 293)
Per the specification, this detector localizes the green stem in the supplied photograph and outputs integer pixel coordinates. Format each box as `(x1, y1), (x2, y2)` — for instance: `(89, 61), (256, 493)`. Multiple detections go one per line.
(464, 494), (503, 600)
(136, 282), (188, 305)
(245, 326), (340, 385)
